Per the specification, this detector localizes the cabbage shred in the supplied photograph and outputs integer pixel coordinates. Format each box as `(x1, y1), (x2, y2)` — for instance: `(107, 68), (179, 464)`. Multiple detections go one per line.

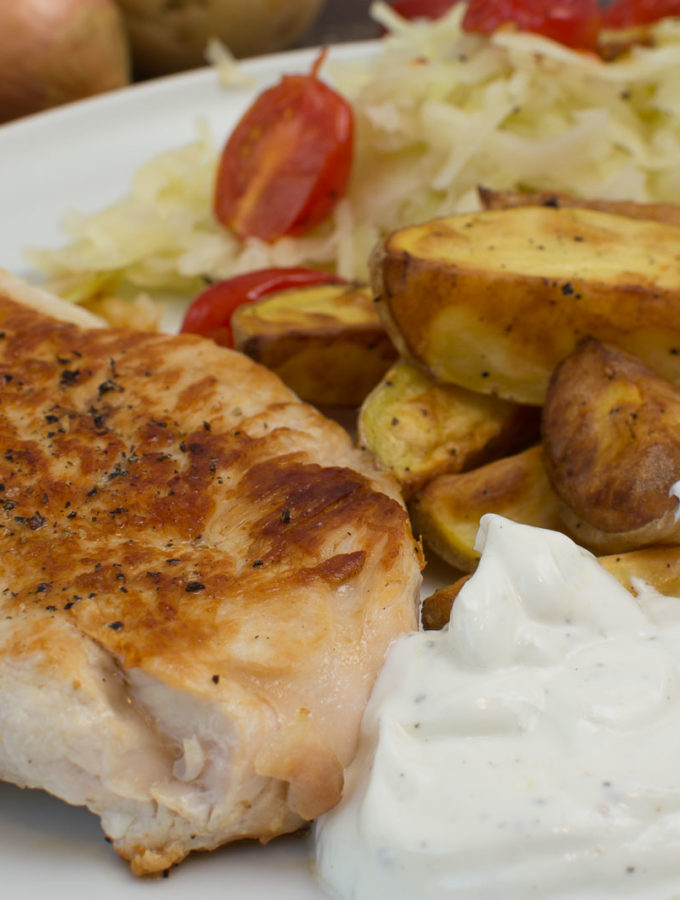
(28, 3), (680, 313)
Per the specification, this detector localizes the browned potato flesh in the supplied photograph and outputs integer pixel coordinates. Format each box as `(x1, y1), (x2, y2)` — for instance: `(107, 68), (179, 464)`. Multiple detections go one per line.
(232, 282), (397, 407)
(371, 206), (680, 405)
(542, 338), (680, 553)
(409, 445), (563, 572)
(478, 186), (680, 227)
(357, 359), (539, 498)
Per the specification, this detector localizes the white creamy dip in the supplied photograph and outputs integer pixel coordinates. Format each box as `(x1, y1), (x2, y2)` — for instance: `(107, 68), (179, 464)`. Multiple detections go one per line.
(315, 515), (680, 900)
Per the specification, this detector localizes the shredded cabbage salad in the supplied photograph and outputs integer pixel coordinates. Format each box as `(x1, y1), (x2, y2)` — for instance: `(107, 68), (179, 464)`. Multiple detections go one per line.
(27, 1), (680, 316)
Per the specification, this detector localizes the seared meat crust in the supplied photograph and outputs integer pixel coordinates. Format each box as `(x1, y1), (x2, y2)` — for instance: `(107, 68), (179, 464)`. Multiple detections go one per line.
(0, 294), (421, 874)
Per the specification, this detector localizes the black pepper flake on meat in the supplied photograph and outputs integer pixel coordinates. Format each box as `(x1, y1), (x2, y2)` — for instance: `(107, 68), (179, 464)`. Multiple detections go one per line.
(15, 512), (46, 530)
(280, 508), (291, 524)
(561, 282), (575, 296)
(202, 421), (211, 432)
(3, 500), (15, 511)
(108, 620), (124, 631)
(212, 674), (220, 684)
(179, 440), (186, 453)
(35, 582), (52, 593)
(98, 379), (124, 396)
(60, 369), (80, 386)
(252, 559), (264, 568)
(44, 414), (59, 424)
(185, 581), (205, 592)
(45, 605), (56, 612)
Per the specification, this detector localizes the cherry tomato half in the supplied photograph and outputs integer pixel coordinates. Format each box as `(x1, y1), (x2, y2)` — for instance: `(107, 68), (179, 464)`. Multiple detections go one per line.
(388, 0), (460, 19)
(602, 0), (680, 27)
(214, 52), (354, 243)
(180, 267), (344, 348)
(462, 0), (602, 51)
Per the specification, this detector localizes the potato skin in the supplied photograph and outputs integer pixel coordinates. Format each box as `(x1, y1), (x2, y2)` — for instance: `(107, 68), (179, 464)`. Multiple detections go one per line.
(477, 186), (680, 227)
(358, 359), (539, 498)
(372, 207), (680, 405)
(421, 577), (468, 630)
(542, 338), (680, 552)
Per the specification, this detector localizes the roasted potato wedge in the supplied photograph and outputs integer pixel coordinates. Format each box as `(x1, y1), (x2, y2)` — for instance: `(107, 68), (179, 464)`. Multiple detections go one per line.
(477, 186), (680, 227)
(357, 359), (539, 498)
(371, 206), (680, 405)
(543, 338), (680, 554)
(409, 445), (563, 572)
(232, 282), (397, 407)
(421, 544), (680, 631)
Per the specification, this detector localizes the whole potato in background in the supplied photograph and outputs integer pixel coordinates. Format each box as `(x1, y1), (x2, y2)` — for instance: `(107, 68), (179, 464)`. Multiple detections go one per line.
(117, 0), (326, 77)
(0, 0), (130, 123)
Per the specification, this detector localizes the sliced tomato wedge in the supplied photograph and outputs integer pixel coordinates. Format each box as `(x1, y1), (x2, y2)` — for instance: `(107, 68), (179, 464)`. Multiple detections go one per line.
(388, 0), (460, 18)
(214, 51), (354, 243)
(179, 267), (344, 348)
(462, 0), (602, 50)
(602, 0), (680, 27)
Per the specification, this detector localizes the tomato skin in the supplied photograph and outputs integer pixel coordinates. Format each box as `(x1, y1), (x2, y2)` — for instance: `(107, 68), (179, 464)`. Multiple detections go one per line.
(388, 0), (460, 18)
(462, 0), (602, 50)
(214, 53), (354, 243)
(180, 267), (344, 348)
(602, 0), (680, 27)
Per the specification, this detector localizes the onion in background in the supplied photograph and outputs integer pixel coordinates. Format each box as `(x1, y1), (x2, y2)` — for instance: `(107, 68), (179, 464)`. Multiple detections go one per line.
(0, 0), (130, 124)
(116, 0), (325, 78)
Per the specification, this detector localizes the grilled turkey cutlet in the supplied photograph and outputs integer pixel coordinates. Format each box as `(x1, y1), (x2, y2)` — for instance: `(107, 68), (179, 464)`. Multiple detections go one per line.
(0, 290), (421, 875)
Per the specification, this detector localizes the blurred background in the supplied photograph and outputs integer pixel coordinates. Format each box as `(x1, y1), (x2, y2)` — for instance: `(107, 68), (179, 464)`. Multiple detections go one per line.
(0, 0), (617, 125)
(304, 0), (377, 45)
(0, 0), (381, 125)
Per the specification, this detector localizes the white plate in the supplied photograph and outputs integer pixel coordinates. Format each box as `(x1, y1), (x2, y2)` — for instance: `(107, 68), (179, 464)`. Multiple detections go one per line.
(0, 43), (386, 900)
